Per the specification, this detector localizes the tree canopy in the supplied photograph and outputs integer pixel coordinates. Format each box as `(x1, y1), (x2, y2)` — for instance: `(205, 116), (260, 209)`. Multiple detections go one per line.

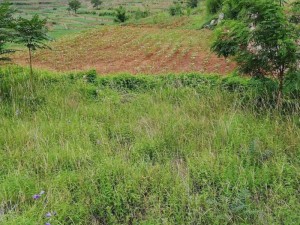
(0, 1), (15, 59)
(69, 0), (81, 14)
(211, 0), (299, 104)
(15, 15), (51, 76)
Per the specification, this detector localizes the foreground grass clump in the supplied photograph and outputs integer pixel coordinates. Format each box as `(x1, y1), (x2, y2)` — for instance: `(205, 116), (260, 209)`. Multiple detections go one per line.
(0, 66), (299, 225)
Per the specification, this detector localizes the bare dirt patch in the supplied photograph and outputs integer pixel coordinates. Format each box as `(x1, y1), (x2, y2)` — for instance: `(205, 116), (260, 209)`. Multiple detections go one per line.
(13, 26), (235, 75)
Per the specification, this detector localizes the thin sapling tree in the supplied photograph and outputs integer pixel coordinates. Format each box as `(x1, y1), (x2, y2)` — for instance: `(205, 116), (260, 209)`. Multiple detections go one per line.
(15, 15), (51, 78)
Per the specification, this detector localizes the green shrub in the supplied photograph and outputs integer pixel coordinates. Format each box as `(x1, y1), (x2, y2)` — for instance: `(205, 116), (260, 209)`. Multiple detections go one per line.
(134, 8), (150, 20)
(169, 3), (183, 16)
(114, 6), (128, 23)
(103, 75), (156, 91)
(98, 10), (116, 17)
(84, 70), (97, 83)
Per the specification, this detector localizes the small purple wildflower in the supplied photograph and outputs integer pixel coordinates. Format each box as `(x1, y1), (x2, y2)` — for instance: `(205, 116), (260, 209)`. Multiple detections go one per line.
(45, 212), (52, 218)
(33, 194), (41, 200)
(33, 190), (45, 200)
(45, 223), (51, 225)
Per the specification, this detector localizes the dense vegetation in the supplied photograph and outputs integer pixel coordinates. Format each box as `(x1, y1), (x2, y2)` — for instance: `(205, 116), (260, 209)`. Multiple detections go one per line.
(0, 66), (299, 224)
(211, 0), (299, 105)
(0, 0), (299, 224)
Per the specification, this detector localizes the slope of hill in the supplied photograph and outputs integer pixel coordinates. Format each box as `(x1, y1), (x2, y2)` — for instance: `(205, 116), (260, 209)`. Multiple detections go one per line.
(0, 66), (299, 224)
(13, 26), (235, 74)
(2, 0), (112, 38)
(3, 0), (173, 11)
(1, 0), (300, 224)
(2, 0), (178, 38)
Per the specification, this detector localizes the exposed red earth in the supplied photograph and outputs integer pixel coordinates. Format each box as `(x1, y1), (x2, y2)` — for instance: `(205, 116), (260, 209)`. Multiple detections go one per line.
(13, 26), (235, 74)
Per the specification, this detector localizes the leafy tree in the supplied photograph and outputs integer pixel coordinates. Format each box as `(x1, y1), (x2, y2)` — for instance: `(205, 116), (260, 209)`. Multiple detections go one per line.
(211, 0), (299, 106)
(187, 0), (199, 8)
(0, 1), (15, 60)
(91, 0), (102, 9)
(15, 15), (51, 78)
(114, 6), (128, 23)
(69, 0), (81, 14)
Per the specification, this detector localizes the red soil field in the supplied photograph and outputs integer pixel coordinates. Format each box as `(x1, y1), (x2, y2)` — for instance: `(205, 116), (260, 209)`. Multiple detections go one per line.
(13, 26), (235, 75)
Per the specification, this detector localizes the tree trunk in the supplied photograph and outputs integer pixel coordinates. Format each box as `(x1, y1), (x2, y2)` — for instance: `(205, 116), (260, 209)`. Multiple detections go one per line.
(28, 47), (35, 94)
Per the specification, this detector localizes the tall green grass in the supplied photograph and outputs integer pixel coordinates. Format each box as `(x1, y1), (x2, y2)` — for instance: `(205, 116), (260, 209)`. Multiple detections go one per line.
(0, 66), (299, 224)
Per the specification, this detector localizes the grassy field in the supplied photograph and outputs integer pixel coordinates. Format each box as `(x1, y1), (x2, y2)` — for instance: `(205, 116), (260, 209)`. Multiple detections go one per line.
(1, 1), (300, 224)
(2, 0), (178, 39)
(6, 0), (114, 39)
(4, 0), (174, 10)
(0, 66), (299, 224)
(13, 26), (235, 75)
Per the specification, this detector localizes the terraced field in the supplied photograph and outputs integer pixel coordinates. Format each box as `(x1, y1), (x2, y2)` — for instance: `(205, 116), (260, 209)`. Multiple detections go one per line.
(13, 26), (235, 74)
(1, 0), (177, 38)
(4, 0), (173, 10)
(3, 0), (111, 38)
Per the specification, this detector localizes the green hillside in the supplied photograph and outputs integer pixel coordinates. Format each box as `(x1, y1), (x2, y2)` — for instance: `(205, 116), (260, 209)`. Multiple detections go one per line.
(0, 0), (299, 224)
(0, 66), (299, 224)
(1, 0), (177, 38)
(2, 0), (173, 11)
